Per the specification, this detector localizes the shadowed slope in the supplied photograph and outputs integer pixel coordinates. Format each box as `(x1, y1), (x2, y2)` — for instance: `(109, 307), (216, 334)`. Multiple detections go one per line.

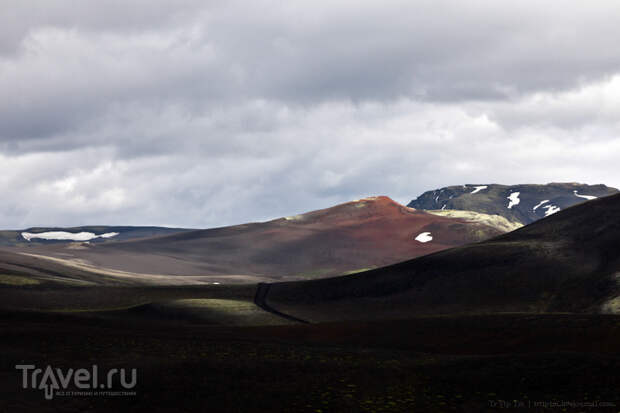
(263, 193), (620, 321)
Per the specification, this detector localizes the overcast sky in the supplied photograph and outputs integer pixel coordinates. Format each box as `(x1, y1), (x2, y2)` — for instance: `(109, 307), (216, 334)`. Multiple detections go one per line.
(1, 1), (620, 228)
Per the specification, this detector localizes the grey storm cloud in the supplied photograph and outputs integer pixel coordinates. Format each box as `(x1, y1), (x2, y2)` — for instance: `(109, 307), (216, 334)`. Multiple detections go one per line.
(1, 0), (620, 228)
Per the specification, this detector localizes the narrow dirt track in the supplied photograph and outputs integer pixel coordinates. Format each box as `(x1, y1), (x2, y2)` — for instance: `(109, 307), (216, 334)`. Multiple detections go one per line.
(254, 282), (309, 324)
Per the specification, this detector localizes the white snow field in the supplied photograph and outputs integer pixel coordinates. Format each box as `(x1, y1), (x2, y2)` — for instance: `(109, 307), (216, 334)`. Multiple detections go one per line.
(470, 185), (488, 194)
(542, 205), (561, 216)
(414, 232), (433, 243)
(21, 231), (120, 241)
(507, 192), (521, 209)
(574, 190), (597, 200)
(533, 200), (550, 211)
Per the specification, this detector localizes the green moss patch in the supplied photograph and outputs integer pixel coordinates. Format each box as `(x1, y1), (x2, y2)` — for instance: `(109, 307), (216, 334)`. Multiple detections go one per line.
(0, 274), (40, 286)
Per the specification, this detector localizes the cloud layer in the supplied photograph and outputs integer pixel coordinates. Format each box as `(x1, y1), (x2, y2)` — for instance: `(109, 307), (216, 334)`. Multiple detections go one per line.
(1, 0), (620, 228)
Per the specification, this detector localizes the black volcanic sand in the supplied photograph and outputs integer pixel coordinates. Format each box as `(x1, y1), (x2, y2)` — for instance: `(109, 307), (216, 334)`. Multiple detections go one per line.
(0, 303), (618, 413)
(1, 195), (620, 411)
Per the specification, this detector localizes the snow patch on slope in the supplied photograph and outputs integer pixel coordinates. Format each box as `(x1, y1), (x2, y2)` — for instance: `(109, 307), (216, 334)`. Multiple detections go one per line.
(542, 205), (560, 216)
(470, 185), (488, 194)
(21, 231), (120, 242)
(507, 192), (520, 209)
(533, 200), (549, 211)
(414, 232), (433, 243)
(574, 190), (597, 200)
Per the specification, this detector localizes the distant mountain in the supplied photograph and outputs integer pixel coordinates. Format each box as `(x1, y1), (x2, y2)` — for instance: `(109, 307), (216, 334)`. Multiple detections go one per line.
(408, 183), (618, 225)
(0, 226), (191, 246)
(0, 197), (504, 283)
(262, 192), (620, 322)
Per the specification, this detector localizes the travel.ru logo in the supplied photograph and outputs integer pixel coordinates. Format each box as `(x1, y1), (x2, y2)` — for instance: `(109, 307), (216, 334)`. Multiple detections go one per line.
(15, 364), (137, 400)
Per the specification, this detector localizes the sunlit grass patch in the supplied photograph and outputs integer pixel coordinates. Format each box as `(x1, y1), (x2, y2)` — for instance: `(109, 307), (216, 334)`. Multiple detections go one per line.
(172, 298), (256, 311)
(164, 298), (289, 325)
(342, 267), (375, 276)
(0, 274), (40, 286)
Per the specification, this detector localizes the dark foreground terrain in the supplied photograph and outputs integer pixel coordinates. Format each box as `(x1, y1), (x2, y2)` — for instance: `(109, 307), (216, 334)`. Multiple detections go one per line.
(1, 195), (619, 412)
(0, 285), (618, 413)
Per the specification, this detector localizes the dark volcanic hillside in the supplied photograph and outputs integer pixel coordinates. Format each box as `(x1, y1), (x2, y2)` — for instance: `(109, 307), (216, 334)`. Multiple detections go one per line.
(263, 193), (620, 321)
(408, 182), (618, 225)
(2, 197), (504, 282)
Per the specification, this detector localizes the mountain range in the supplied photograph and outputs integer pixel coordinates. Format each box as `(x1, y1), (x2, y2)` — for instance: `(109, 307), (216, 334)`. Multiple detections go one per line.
(2, 183), (619, 412)
(262, 191), (620, 321)
(408, 182), (618, 225)
(0, 196), (503, 284)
